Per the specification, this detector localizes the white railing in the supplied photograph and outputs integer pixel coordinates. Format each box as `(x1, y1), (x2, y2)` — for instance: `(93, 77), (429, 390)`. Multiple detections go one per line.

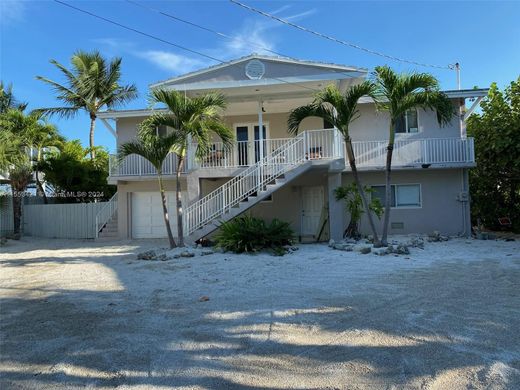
(184, 129), (343, 236)
(351, 137), (475, 168)
(95, 192), (118, 238)
(109, 153), (187, 176)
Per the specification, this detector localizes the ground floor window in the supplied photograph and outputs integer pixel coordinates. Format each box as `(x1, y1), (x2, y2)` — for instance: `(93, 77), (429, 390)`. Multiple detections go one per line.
(371, 184), (421, 208)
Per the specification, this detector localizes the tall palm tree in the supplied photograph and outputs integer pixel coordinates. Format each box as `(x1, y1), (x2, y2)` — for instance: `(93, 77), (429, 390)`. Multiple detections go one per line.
(118, 128), (181, 249)
(139, 89), (234, 247)
(0, 81), (27, 113)
(373, 66), (455, 245)
(36, 51), (137, 159)
(288, 83), (381, 244)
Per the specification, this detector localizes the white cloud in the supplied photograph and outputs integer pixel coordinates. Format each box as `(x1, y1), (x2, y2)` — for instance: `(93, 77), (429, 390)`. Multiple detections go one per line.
(137, 50), (208, 74)
(0, 0), (26, 26)
(93, 5), (316, 75)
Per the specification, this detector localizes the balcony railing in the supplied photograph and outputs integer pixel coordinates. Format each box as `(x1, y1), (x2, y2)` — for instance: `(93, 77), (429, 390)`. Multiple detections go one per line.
(351, 137), (474, 168)
(109, 134), (474, 177)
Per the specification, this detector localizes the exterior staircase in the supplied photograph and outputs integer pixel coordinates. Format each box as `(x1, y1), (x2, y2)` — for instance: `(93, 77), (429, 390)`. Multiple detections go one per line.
(95, 193), (118, 240)
(184, 130), (342, 243)
(97, 212), (118, 240)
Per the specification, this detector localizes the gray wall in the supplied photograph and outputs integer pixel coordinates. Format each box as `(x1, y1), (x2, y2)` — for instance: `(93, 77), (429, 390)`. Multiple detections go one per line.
(343, 168), (468, 236)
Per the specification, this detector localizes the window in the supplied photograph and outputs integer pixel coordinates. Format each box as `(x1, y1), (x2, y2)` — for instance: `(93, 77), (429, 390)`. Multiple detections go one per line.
(371, 184), (421, 208)
(156, 125), (169, 137)
(395, 109), (418, 133)
(323, 118), (334, 129)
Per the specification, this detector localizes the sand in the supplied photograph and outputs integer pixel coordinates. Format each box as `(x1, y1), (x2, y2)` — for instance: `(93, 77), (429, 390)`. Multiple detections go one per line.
(1, 236), (519, 389)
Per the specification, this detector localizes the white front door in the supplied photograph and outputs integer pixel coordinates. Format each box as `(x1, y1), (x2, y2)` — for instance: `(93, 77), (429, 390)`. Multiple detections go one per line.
(301, 186), (324, 236)
(132, 192), (177, 238)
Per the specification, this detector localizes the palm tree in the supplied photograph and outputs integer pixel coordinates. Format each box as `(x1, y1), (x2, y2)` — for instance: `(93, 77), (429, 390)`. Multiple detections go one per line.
(118, 128), (181, 249)
(0, 109), (35, 238)
(26, 115), (64, 203)
(0, 81), (27, 113)
(36, 50), (137, 159)
(288, 83), (382, 244)
(138, 89), (234, 247)
(373, 66), (455, 245)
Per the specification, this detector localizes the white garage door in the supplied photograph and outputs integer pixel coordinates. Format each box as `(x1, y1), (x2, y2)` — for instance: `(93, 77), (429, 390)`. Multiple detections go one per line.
(132, 192), (178, 239)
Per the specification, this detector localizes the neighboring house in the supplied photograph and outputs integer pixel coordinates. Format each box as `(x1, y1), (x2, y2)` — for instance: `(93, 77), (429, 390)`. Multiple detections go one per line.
(97, 54), (486, 242)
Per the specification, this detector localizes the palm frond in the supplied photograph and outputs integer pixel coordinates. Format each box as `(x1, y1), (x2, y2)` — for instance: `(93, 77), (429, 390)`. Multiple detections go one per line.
(287, 103), (335, 135)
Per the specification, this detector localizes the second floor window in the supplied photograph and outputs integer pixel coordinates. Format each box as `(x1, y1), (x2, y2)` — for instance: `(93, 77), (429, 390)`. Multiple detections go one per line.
(395, 109), (418, 133)
(156, 125), (169, 137)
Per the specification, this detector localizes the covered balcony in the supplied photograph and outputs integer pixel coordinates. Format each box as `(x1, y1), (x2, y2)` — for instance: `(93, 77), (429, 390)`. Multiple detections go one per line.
(108, 132), (475, 179)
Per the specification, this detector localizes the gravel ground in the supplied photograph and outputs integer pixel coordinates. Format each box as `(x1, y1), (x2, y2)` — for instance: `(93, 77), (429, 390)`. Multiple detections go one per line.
(0, 237), (519, 389)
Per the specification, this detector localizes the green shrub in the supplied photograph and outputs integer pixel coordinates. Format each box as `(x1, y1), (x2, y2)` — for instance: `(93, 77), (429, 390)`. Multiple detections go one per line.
(215, 215), (294, 253)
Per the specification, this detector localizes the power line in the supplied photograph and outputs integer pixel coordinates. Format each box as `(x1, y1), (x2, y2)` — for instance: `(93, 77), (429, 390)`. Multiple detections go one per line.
(230, 0), (455, 71)
(124, 0), (360, 83)
(53, 0), (334, 94)
(125, 0), (287, 58)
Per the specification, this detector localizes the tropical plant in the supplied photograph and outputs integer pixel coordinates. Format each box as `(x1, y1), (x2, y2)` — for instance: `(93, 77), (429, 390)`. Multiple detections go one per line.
(373, 66), (454, 245)
(39, 140), (115, 203)
(36, 50), (137, 159)
(0, 109), (34, 238)
(117, 127), (181, 248)
(215, 215), (294, 254)
(467, 79), (520, 232)
(334, 183), (383, 239)
(288, 82), (382, 244)
(0, 81), (27, 113)
(138, 89), (234, 247)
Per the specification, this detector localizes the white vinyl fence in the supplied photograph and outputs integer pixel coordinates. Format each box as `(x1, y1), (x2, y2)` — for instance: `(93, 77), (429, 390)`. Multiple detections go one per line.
(23, 202), (106, 239)
(0, 195), (14, 237)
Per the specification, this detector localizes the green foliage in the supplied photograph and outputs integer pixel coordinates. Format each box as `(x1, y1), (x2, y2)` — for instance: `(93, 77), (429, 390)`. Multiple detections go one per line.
(39, 140), (115, 202)
(215, 215), (295, 254)
(335, 183), (383, 222)
(334, 184), (383, 238)
(467, 78), (520, 232)
(0, 81), (27, 113)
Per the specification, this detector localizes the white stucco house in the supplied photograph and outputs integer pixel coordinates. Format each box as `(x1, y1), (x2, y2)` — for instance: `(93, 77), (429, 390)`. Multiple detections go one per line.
(96, 54), (487, 242)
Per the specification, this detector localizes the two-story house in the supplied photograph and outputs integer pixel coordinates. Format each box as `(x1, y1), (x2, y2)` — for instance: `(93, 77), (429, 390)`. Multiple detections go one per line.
(97, 54), (486, 242)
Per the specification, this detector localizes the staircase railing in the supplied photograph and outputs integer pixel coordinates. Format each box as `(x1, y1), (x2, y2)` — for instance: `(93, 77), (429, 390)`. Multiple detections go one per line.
(184, 134), (306, 236)
(95, 192), (118, 238)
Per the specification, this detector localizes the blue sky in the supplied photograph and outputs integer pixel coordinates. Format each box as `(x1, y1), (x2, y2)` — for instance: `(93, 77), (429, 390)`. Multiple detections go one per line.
(1, 0), (519, 152)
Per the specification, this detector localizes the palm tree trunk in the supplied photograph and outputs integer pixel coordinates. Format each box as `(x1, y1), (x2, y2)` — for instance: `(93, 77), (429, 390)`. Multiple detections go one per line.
(381, 123), (396, 246)
(35, 150), (48, 204)
(89, 113), (96, 160)
(11, 187), (22, 239)
(176, 156), (185, 247)
(158, 172), (176, 249)
(345, 138), (381, 245)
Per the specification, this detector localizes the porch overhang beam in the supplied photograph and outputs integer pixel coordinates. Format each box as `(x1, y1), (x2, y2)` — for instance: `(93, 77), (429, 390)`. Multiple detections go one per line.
(100, 118), (117, 138)
(463, 96), (484, 121)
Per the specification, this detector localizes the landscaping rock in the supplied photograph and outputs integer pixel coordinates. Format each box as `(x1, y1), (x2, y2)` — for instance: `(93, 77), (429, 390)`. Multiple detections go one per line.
(408, 236), (425, 249)
(180, 251), (195, 258)
(198, 295), (210, 302)
(137, 250), (156, 260)
(373, 247), (390, 256)
(359, 247), (371, 254)
(156, 254), (169, 261)
(328, 239), (335, 247)
(353, 244), (372, 253)
(395, 244), (410, 255)
(428, 231), (449, 242)
(333, 243), (353, 251)
(200, 249), (214, 256)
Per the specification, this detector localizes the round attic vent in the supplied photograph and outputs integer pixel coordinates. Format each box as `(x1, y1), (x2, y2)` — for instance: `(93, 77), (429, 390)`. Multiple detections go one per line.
(245, 59), (265, 80)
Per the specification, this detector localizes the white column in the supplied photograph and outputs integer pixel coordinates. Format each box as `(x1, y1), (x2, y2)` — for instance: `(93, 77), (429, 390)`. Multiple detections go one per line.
(258, 100), (264, 162)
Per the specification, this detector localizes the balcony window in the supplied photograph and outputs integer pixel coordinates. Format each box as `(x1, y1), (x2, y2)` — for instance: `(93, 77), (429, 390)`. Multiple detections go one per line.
(395, 109), (418, 133)
(371, 184), (421, 208)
